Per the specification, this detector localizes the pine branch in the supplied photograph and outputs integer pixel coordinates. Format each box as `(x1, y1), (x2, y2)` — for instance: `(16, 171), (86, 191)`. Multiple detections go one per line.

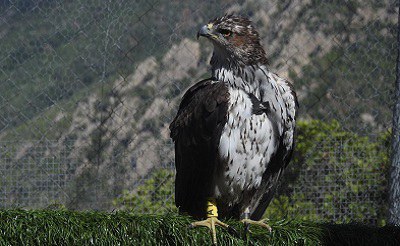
(0, 209), (398, 245)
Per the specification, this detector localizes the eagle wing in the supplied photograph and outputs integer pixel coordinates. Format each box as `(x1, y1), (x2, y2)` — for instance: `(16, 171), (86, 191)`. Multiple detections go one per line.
(251, 76), (298, 220)
(170, 78), (229, 218)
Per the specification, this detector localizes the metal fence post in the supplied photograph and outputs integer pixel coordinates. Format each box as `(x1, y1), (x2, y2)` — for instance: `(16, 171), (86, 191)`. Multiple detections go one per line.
(388, 4), (400, 226)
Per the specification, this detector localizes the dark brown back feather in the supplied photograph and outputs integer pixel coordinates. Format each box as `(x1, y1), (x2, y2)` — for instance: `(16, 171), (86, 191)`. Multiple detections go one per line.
(170, 78), (229, 218)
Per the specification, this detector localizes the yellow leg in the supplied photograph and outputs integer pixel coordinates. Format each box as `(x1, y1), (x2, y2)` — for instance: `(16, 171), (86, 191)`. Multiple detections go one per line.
(190, 198), (230, 245)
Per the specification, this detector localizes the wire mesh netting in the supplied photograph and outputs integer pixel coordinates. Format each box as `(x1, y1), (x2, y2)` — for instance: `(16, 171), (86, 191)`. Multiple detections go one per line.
(0, 0), (397, 225)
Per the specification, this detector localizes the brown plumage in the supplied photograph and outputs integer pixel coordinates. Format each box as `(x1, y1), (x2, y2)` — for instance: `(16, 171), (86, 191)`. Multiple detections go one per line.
(170, 78), (229, 218)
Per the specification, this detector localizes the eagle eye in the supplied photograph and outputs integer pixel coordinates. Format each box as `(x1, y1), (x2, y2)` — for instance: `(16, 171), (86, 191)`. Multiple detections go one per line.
(219, 29), (232, 38)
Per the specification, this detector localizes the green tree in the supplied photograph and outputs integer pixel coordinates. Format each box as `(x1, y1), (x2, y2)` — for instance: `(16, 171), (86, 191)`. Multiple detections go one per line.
(113, 169), (177, 214)
(266, 120), (390, 225)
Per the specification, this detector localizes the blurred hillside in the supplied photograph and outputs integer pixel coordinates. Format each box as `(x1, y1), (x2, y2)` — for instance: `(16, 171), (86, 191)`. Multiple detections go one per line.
(0, 0), (397, 210)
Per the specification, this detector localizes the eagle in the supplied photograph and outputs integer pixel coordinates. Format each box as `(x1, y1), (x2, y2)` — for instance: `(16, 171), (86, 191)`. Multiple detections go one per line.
(170, 15), (298, 244)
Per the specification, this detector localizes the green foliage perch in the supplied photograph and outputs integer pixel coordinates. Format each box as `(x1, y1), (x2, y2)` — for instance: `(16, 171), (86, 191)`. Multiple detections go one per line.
(1, 209), (399, 245)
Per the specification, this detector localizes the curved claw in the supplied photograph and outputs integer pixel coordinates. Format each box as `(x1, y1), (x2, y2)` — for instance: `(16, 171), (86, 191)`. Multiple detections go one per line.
(241, 218), (272, 233)
(191, 217), (231, 245)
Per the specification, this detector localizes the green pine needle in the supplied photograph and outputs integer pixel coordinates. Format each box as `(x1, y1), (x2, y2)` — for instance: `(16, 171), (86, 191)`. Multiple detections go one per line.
(0, 209), (398, 245)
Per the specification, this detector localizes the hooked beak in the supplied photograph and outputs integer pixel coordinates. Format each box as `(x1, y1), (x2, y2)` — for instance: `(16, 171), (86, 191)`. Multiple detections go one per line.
(197, 24), (213, 39)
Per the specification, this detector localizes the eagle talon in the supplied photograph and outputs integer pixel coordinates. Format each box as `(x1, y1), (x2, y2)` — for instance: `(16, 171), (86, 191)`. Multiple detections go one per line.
(241, 218), (272, 233)
(191, 217), (230, 245)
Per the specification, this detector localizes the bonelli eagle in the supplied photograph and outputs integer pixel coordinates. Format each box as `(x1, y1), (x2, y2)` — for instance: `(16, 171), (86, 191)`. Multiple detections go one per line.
(170, 14), (298, 244)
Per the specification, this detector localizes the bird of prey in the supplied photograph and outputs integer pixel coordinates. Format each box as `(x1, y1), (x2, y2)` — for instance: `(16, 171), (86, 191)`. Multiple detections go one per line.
(170, 14), (298, 244)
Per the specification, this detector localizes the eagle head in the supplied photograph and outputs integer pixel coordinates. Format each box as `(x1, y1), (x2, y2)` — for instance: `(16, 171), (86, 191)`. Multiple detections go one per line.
(197, 14), (267, 66)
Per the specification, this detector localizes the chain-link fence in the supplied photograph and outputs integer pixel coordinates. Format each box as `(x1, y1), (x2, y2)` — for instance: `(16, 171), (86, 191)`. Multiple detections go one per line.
(0, 0), (397, 225)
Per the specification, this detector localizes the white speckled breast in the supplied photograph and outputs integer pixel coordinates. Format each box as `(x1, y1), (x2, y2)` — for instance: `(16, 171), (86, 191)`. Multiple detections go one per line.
(215, 87), (278, 205)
